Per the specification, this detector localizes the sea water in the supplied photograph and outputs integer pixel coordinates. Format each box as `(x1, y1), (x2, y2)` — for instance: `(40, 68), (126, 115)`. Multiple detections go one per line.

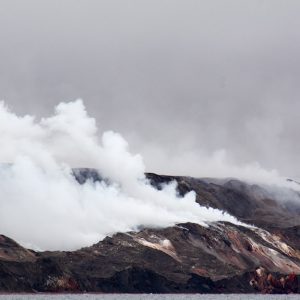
(0, 295), (298, 300)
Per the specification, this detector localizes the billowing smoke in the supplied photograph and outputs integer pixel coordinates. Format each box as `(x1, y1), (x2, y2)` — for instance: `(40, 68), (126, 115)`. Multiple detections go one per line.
(0, 99), (245, 251)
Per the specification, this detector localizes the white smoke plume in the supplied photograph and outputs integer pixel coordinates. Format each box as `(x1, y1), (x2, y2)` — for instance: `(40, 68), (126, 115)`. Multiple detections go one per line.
(0, 99), (246, 251)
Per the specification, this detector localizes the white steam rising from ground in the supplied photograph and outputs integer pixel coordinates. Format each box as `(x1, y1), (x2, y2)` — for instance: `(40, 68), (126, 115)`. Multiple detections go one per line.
(141, 145), (300, 191)
(0, 99), (246, 251)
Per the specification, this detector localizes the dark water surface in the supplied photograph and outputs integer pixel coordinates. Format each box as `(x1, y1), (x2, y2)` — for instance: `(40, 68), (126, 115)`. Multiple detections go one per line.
(0, 295), (298, 300)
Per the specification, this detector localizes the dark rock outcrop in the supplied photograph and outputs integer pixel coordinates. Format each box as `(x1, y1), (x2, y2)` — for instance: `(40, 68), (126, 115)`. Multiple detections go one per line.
(0, 170), (300, 293)
(146, 173), (300, 229)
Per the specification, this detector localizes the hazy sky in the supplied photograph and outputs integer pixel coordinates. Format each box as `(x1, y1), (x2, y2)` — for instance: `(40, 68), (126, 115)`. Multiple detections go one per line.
(0, 0), (300, 177)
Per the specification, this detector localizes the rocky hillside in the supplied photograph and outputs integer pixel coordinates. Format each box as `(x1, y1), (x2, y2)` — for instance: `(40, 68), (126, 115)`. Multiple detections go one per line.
(0, 170), (300, 293)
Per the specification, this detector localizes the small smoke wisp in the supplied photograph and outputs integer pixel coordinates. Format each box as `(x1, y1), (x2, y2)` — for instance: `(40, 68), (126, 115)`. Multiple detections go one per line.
(0, 100), (243, 251)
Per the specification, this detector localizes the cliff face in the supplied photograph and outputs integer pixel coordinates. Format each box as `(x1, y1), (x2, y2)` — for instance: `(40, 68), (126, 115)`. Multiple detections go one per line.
(0, 171), (300, 293)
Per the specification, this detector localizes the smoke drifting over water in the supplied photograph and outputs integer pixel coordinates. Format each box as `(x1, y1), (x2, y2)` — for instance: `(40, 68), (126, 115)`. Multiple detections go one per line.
(0, 99), (248, 251)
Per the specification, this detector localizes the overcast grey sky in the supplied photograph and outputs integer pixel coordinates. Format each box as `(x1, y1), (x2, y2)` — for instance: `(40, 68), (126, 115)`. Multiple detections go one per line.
(0, 0), (300, 177)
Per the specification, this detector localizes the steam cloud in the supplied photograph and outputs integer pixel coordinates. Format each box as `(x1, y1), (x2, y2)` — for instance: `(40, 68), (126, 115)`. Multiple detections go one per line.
(0, 99), (247, 251)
